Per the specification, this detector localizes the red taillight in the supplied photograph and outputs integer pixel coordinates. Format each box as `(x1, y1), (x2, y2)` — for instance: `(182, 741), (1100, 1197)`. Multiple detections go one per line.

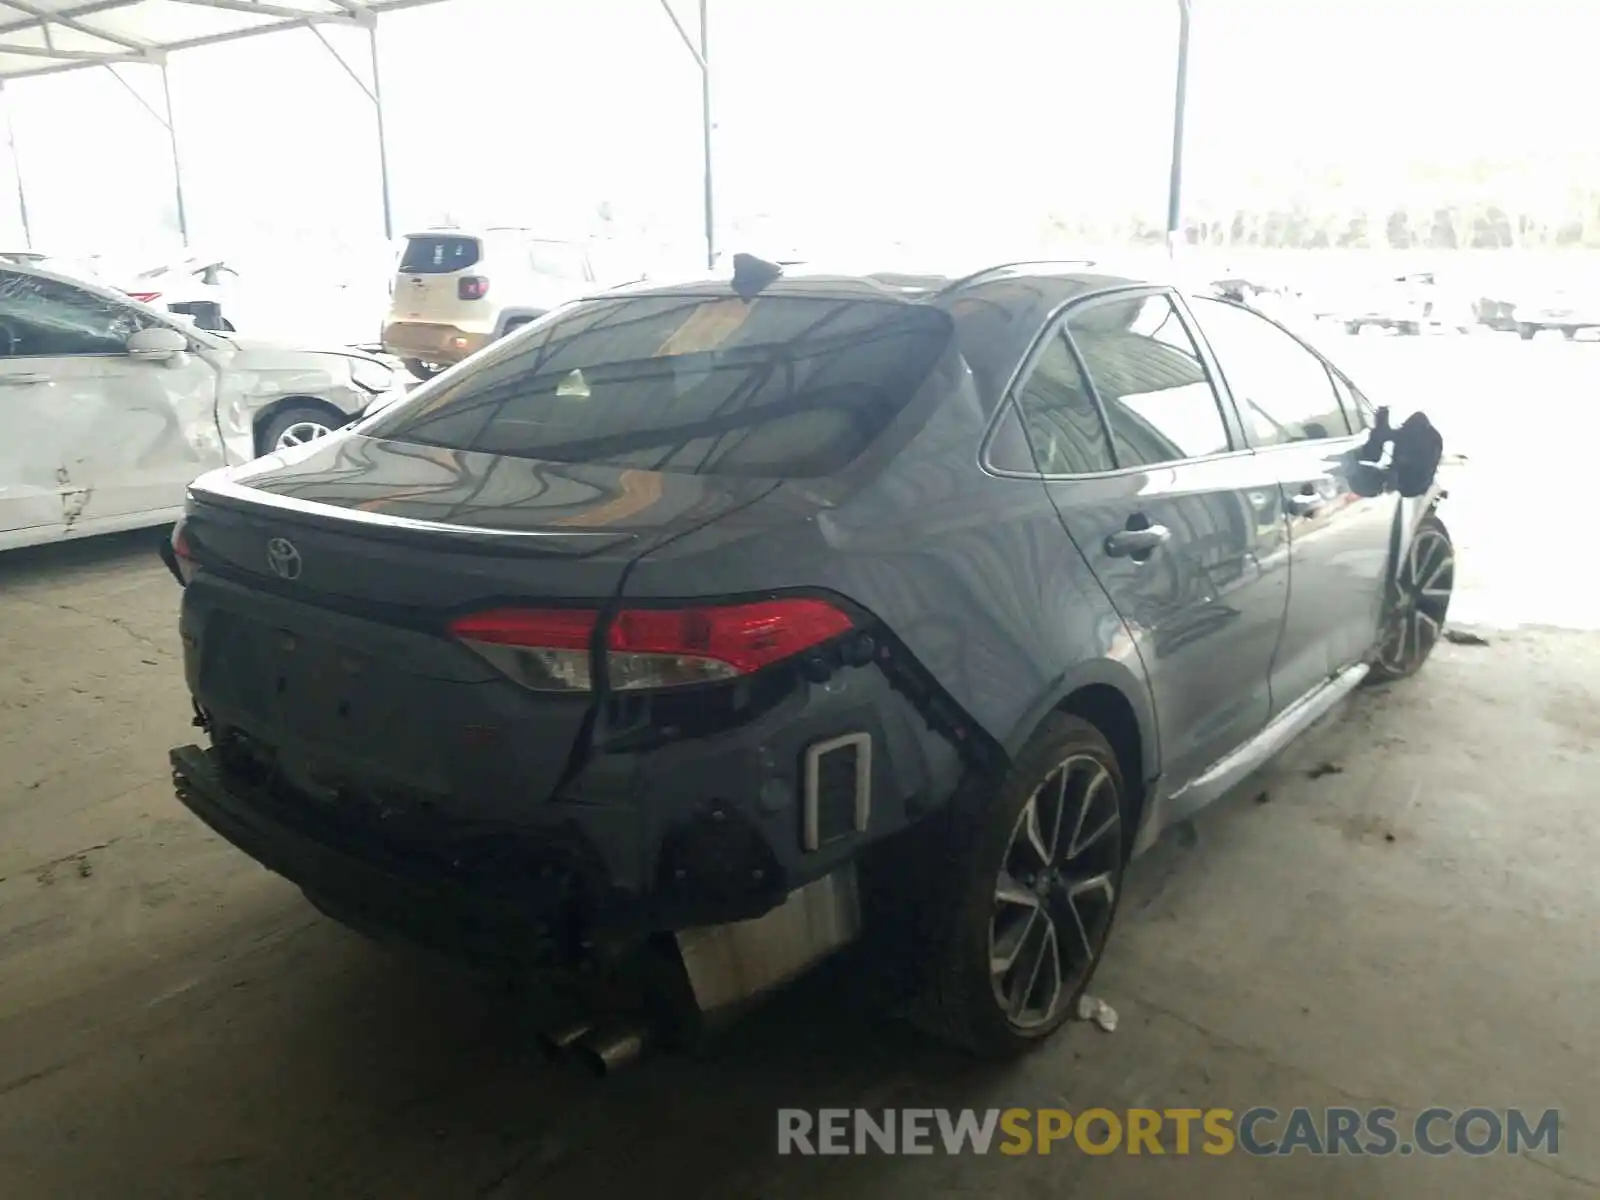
(448, 599), (854, 692)
(458, 275), (489, 301)
(169, 523), (197, 585)
(129, 291), (163, 304)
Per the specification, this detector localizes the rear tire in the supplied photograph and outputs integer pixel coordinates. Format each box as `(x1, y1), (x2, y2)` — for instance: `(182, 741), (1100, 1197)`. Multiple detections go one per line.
(912, 714), (1126, 1057)
(1518, 323), (1538, 340)
(1562, 326), (1578, 341)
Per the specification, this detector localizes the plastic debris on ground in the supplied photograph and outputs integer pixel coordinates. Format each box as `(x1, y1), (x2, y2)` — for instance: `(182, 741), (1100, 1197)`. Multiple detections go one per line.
(1075, 994), (1118, 1033)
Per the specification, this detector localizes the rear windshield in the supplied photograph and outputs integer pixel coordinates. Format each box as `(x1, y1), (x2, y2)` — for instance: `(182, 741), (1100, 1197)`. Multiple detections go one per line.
(399, 235), (481, 274)
(365, 293), (952, 478)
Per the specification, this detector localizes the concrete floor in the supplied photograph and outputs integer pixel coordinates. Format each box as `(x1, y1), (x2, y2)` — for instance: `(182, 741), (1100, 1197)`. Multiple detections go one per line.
(1, 336), (1597, 1197)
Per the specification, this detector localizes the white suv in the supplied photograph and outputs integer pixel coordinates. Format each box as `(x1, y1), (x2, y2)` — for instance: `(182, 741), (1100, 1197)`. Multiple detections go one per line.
(381, 228), (597, 378)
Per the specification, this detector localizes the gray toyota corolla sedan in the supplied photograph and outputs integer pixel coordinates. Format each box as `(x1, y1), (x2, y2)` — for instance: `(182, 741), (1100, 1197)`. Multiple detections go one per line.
(164, 255), (1449, 1068)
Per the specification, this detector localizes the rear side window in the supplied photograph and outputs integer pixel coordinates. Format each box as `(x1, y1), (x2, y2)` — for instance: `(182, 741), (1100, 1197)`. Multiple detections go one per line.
(399, 236), (481, 274)
(1066, 294), (1233, 465)
(367, 294), (953, 478)
(1009, 329), (1116, 474)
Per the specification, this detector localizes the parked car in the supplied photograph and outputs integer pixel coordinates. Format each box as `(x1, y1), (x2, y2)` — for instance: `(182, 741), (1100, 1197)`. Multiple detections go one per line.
(0, 260), (405, 551)
(1341, 272), (1473, 336)
(121, 256), (247, 332)
(1511, 288), (1600, 340)
(381, 227), (598, 379)
(164, 257), (1450, 1067)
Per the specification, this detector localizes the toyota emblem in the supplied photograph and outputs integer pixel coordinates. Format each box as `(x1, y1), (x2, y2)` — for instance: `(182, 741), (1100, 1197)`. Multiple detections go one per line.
(266, 537), (302, 581)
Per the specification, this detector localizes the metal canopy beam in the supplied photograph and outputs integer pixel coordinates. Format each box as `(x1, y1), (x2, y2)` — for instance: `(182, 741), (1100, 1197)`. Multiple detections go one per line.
(1, 0), (150, 52)
(161, 0), (359, 22)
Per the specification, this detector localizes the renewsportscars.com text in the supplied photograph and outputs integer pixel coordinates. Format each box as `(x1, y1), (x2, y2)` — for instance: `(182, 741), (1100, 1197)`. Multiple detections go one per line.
(776, 1106), (1560, 1157)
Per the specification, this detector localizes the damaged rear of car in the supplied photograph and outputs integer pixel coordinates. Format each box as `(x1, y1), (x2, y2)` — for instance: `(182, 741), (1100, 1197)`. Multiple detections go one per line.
(167, 276), (1030, 1066)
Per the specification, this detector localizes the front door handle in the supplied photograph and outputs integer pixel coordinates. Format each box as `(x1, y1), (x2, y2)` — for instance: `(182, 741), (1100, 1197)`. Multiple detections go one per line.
(0, 373), (48, 386)
(1105, 524), (1171, 558)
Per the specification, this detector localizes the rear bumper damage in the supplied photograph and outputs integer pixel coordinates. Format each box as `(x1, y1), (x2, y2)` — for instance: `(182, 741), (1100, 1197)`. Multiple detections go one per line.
(171, 739), (872, 1062)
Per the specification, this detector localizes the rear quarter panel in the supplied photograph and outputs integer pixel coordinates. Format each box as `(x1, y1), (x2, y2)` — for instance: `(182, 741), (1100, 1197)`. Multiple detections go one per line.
(615, 355), (1151, 778)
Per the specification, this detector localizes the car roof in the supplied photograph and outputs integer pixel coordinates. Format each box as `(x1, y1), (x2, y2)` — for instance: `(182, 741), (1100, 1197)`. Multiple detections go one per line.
(401, 227), (580, 243)
(589, 258), (1167, 405)
(596, 259), (1153, 302)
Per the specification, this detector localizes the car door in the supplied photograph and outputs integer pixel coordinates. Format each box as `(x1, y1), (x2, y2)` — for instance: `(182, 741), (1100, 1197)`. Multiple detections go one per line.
(0, 269), (223, 526)
(1008, 288), (1291, 792)
(1184, 295), (1399, 711)
(0, 348), (67, 544)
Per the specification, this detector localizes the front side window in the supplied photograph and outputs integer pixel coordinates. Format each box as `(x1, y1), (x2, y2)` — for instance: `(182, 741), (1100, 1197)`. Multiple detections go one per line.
(367, 293), (953, 479)
(0, 270), (150, 357)
(1066, 293), (1232, 466)
(1188, 297), (1352, 446)
(1329, 370), (1373, 431)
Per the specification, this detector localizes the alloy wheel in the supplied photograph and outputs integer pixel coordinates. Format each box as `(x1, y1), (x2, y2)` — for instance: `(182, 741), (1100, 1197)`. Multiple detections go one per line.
(989, 754), (1122, 1030)
(274, 420), (333, 450)
(1377, 523), (1453, 675)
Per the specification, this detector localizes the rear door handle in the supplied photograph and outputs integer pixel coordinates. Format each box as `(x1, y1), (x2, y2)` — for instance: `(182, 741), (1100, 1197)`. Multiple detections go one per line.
(0, 373), (48, 386)
(1105, 525), (1171, 558)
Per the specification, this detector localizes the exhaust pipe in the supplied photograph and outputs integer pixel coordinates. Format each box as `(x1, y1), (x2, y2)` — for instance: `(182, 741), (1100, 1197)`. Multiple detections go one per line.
(572, 1020), (649, 1077)
(536, 1018), (595, 1063)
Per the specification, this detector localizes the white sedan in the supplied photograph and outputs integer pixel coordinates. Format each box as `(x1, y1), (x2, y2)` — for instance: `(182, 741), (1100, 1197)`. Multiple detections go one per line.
(0, 261), (406, 552)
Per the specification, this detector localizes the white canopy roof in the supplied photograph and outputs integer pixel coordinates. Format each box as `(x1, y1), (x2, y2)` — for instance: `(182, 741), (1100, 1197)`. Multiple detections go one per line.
(0, 0), (444, 79)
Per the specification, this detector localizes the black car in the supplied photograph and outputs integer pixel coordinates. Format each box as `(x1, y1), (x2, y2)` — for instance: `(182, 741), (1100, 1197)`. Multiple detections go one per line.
(165, 256), (1450, 1067)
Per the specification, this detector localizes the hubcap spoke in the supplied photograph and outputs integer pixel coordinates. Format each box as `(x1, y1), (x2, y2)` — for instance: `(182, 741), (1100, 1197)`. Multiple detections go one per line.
(990, 902), (1040, 976)
(1007, 918), (1061, 1021)
(1059, 871), (1116, 969)
(995, 868), (1040, 911)
(278, 422), (331, 450)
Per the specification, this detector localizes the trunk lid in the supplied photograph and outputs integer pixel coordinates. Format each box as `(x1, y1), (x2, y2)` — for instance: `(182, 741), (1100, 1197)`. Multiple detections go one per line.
(188, 432), (785, 609)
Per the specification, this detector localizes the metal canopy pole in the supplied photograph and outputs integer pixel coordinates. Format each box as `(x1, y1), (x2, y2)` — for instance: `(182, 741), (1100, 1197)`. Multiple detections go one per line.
(0, 82), (31, 248)
(160, 64), (188, 246)
(658, 0), (713, 268)
(1165, 0), (1192, 258)
(308, 16), (392, 242)
(698, 0), (712, 269)
(369, 22), (392, 240)
(105, 60), (188, 247)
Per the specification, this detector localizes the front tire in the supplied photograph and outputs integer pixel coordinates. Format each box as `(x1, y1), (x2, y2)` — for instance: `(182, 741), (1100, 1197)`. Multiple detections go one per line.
(1519, 323), (1538, 340)
(1369, 514), (1454, 683)
(914, 714), (1126, 1057)
(256, 403), (342, 457)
